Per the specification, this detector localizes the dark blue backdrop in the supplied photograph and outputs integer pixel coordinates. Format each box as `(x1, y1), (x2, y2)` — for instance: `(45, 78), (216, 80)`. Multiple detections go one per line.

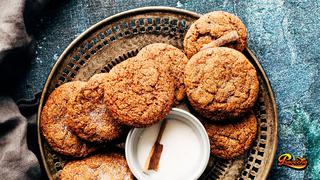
(14, 1), (319, 179)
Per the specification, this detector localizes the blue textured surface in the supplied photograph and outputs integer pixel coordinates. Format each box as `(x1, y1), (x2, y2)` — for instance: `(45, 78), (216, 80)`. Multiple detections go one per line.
(14, 0), (319, 179)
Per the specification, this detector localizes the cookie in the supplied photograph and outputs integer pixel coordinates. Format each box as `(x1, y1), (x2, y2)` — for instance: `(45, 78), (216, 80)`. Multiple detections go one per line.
(185, 47), (259, 120)
(67, 73), (124, 143)
(204, 112), (257, 159)
(104, 57), (175, 127)
(184, 11), (247, 58)
(138, 43), (188, 103)
(60, 153), (133, 180)
(40, 81), (95, 157)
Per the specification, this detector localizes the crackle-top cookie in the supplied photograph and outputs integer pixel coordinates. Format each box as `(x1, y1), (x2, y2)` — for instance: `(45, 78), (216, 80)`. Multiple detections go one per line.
(41, 81), (95, 157)
(104, 57), (175, 127)
(138, 43), (188, 103)
(204, 112), (257, 159)
(60, 153), (133, 180)
(184, 11), (247, 58)
(185, 47), (259, 120)
(67, 73), (124, 143)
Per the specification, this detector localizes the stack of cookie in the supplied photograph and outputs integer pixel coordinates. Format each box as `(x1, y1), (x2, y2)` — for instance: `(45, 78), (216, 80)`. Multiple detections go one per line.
(40, 78), (134, 179)
(104, 43), (188, 127)
(41, 43), (188, 179)
(40, 10), (260, 178)
(184, 11), (259, 159)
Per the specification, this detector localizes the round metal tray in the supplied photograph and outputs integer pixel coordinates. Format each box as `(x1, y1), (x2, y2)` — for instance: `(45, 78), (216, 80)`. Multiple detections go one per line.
(37, 6), (278, 180)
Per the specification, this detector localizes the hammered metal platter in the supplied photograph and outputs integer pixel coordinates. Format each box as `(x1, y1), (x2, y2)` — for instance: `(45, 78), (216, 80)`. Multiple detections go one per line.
(37, 6), (278, 180)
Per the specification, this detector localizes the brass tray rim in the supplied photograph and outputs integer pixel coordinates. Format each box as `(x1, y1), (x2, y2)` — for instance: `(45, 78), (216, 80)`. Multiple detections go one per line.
(37, 6), (278, 180)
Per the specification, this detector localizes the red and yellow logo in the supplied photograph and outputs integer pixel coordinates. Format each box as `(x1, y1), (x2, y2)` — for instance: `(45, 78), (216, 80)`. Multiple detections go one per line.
(278, 153), (308, 170)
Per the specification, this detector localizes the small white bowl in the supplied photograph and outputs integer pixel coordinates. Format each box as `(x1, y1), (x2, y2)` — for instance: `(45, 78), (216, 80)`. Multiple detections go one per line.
(125, 108), (210, 180)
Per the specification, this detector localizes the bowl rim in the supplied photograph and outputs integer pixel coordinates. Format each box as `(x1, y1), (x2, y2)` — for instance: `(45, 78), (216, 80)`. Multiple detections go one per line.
(125, 108), (211, 180)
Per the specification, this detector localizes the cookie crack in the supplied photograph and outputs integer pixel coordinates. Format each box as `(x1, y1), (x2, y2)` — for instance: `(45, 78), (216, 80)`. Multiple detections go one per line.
(215, 133), (241, 142)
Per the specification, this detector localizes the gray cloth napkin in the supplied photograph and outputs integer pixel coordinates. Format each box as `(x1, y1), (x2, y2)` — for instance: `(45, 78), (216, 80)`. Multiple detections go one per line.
(0, 0), (49, 86)
(0, 97), (40, 179)
(0, 0), (50, 179)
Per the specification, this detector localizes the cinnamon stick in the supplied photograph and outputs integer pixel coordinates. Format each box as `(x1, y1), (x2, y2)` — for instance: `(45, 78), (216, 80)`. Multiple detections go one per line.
(200, 30), (239, 50)
(143, 119), (167, 173)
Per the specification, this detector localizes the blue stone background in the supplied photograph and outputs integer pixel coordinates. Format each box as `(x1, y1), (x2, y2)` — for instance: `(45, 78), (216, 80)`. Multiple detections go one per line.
(13, 0), (319, 179)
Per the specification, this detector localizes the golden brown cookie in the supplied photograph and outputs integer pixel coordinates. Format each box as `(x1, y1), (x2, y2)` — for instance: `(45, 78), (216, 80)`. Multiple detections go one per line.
(104, 57), (175, 127)
(185, 47), (259, 120)
(184, 11), (247, 58)
(204, 112), (257, 159)
(40, 81), (95, 157)
(60, 153), (133, 180)
(67, 73), (124, 143)
(138, 43), (188, 103)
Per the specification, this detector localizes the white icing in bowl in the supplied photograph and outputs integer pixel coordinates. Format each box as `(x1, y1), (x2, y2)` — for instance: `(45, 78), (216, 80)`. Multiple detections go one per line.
(125, 108), (210, 180)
